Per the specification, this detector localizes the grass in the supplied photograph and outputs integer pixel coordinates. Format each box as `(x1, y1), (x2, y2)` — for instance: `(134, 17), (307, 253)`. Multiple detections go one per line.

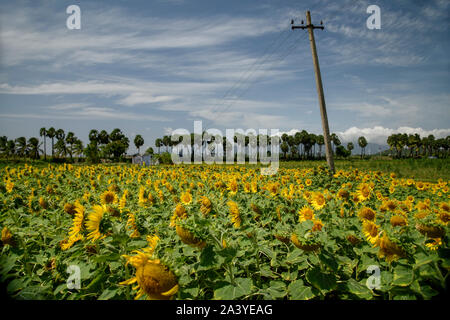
(280, 157), (450, 182)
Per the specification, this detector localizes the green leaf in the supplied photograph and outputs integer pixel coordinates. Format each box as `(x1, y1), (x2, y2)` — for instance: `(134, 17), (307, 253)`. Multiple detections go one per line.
(392, 265), (414, 287)
(265, 280), (287, 299)
(306, 267), (337, 293)
(318, 251), (338, 272)
(285, 250), (307, 265)
(414, 252), (436, 268)
(98, 288), (117, 300)
(346, 278), (373, 299)
(213, 278), (252, 300)
(288, 279), (317, 300)
(199, 245), (216, 267)
(7, 278), (27, 294)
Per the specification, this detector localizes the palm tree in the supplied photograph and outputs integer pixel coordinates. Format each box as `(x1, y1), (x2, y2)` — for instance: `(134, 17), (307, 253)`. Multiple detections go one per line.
(6, 140), (16, 159)
(27, 137), (42, 160)
(309, 133), (317, 158)
(98, 130), (109, 146)
(358, 136), (368, 159)
(66, 132), (76, 161)
(55, 139), (67, 158)
(0, 136), (7, 156)
(155, 138), (162, 154)
(89, 129), (99, 143)
(317, 135), (324, 158)
(294, 132), (302, 160)
(39, 127), (47, 160)
(134, 134), (144, 155)
(427, 134), (435, 156)
(15, 137), (28, 157)
(72, 139), (84, 159)
(288, 135), (296, 159)
(280, 141), (289, 160)
(47, 127), (56, 158)
(330, 133), (340, 155)
(162, 135), (171, 153)
(347, 142), (354, 155)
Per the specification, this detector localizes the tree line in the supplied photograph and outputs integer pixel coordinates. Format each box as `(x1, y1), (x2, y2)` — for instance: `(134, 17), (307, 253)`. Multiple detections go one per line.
(387, 133), (450, 158)
(151, 131), (369, 161)
(0, 127), (149, 163)
(2, 128), (449, 163)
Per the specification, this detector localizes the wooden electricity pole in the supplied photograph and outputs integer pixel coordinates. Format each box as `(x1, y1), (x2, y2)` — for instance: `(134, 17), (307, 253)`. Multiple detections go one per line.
(292, 11), (335, 174)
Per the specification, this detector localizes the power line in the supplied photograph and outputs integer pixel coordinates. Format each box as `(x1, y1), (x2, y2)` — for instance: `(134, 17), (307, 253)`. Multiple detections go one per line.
(202, 30), (306, 131)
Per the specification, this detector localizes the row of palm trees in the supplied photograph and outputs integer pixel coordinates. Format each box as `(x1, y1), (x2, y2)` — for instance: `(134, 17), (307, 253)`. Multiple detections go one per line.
(152, 131), (369, 160)
(0, 136), (43, 160)
(39, 127), (84, 160)
(387, 133), (450, 158)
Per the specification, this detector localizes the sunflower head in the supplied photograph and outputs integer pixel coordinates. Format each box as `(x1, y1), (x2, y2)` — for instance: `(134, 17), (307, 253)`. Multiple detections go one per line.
(376, 234), (405, 263)
(180, 191), (192, 205)
(101, 190), (118, 205)
(298, 206), (315, 222)
(85, 205), (107, 242)
(290, 233), (321, 252)
(120, 252), (178, 300)
(175, 225), (206, 249)
(358, 207), (376, 221)
(362, 221), (380, 245)
(311, 192), (326, 210)
(1, 226), (14, 246)
(64, 203), (77, 216)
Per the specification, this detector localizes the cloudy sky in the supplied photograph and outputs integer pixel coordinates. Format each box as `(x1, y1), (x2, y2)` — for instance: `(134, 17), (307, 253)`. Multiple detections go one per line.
(0, 0), (449, 153)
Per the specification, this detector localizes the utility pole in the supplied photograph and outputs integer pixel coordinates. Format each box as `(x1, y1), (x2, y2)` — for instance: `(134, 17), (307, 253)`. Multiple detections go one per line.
(292, 11), (335, 174)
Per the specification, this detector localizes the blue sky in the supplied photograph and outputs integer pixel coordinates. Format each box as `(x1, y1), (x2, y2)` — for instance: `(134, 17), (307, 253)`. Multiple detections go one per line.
(0, 0), (449, 154)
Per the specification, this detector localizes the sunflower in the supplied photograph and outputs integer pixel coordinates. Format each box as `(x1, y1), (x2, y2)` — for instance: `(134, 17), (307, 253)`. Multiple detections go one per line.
(358, 207), (376, 221)
(85, 205), (106, 242)
(126, 212), (140, 238)
(439, 202), (450, 213)
(311, 192), (326, 210)
(356, 183), (371, 201)
(227, 201), (241, 228)
(362, 221), (380, 245)
(425, 238), (442, 251)
(416, 181), (425, 191)
(298, 206), (315, 222)
(170, 204), (187, 227)
(381, 199), (397, 212)
(101, 190), (118, 205)
(227, 179), (238, 195)
(290, 234), (321, 252)
(1, 226), (14, 246)
(64, 203), (77, 215)
(120, 251), (178, 300)
(390, 215), (407, 227)
(266, 182), (280, 197)
(346, 234), (361, 246)
(5, 180), (14, 193)
(336, 188), (350, 201)
(175, 225), (206, 249)
(39, 197), (48, 209)
(416, 223), (445, 238)
(376, 234), (405, 263)
(311, 219), (324, 232)
(69, 202), (85, 237)
(118, 190), (129, 210)
(180, 191), (192, 205)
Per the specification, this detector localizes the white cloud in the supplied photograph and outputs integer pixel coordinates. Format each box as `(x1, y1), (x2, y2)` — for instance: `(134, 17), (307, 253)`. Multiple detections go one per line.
(336, 126), (450, 145)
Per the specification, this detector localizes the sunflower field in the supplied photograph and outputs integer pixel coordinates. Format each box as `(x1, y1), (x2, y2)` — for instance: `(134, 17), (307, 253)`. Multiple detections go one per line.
(0, 163), (449, 300)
